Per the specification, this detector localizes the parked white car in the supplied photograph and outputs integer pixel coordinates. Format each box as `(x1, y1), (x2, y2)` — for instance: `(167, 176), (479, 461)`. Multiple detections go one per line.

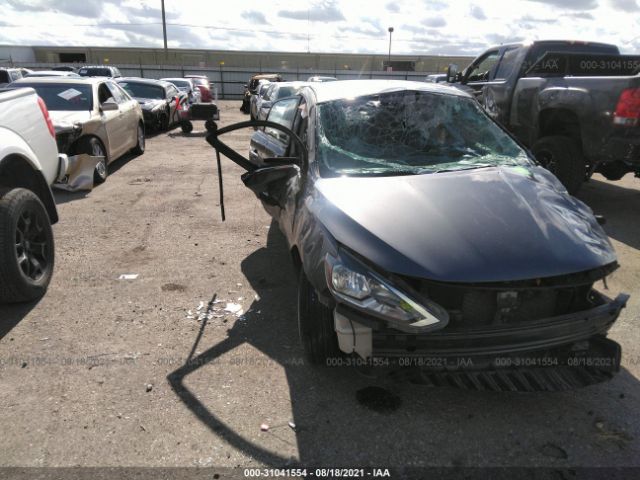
(0, 87), (68, 302)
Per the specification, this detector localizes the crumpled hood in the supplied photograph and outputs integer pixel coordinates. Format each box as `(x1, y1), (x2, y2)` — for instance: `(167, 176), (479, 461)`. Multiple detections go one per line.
(134, 98), (165, 110)
(313, 165), (616, 283)
(49, 110), (92, 126)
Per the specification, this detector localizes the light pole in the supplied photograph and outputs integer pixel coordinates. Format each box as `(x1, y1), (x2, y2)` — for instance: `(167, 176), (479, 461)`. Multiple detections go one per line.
(161, 0), (168, 52)
(387, 27), (394, 66)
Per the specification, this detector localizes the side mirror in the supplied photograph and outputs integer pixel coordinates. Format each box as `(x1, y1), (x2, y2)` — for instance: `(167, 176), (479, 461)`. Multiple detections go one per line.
(242, 164), (300, 207)
(100, 99), (118, 111)
(446, 63), (459, 83)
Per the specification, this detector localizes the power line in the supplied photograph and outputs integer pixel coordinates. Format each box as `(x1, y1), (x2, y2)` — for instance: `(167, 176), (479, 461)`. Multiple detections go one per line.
(0, 21), (431, 44)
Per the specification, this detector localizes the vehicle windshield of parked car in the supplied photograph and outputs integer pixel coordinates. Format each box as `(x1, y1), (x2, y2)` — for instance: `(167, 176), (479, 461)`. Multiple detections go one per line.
(78, 68), (111, 77)
(166, 79), (190, 89)
(317, 90), (530, 177)
(15, 83), (93, 111)
(118, 82), (165, 100)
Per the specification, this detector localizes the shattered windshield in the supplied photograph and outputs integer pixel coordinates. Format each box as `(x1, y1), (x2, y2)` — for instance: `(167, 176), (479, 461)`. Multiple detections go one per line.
(317, 90), (530, 177)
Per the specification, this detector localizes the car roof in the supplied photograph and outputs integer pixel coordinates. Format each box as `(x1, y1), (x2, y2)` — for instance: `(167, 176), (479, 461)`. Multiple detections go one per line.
(117, 77), (172, 87)
(252, 73), (281, 79)
(12, 76), (103, 85)
(306, 79), (471, 103)
(80, 65), (117, 69)
(273, 81), (308, 88)
(26, 70), (77, 75)
(160, 77), (191, 82)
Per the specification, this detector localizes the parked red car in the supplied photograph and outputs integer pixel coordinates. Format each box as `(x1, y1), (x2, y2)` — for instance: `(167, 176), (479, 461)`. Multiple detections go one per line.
(185, 75), (213, 102)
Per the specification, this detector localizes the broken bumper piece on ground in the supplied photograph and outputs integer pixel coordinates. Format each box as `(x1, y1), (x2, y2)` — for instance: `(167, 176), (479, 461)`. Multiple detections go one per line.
(53, 153), (100, 191)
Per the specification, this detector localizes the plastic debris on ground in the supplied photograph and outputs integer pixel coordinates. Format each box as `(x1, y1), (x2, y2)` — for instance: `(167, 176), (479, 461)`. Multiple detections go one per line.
(118, 274), (139, 280)
(184, 298), (245, 321)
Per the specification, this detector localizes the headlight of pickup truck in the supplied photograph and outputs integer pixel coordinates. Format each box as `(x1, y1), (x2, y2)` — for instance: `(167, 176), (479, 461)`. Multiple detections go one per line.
(325, 249), (448, 331)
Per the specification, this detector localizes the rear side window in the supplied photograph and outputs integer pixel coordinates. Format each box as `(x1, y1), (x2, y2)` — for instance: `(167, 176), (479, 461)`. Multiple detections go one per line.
(494, 48), (520, 80)
(0, 71), (9, 83)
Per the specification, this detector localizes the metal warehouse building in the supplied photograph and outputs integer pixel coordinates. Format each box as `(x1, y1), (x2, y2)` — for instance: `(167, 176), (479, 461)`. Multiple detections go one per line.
(1, 45), (474, 99)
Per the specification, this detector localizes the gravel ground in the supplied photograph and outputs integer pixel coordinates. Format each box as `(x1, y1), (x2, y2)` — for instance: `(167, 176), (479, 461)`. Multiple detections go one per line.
(0, 100), (639, 471)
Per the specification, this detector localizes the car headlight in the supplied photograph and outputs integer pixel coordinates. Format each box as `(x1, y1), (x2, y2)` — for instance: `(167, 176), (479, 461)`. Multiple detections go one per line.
(325, 249), (448, 331)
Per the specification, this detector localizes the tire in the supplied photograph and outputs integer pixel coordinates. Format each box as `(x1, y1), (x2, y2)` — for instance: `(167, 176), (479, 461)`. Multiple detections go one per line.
(131, 122), (145, 155)
(598, 161), (628, 181)
(75, 136), (108, 184)
(181, 121), (193, 134)
(0, 188), (55, 303)
(531, 136), (585, 195)
(297, 269), (340, 365)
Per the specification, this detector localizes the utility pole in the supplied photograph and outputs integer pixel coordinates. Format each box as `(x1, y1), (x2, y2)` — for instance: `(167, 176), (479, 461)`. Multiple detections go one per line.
(387, 27), (394, 67)
(161, 0), (168, 53)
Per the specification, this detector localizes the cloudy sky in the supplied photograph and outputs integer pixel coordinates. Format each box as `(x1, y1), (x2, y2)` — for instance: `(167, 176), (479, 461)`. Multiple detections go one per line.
(1, 0), (639, 56)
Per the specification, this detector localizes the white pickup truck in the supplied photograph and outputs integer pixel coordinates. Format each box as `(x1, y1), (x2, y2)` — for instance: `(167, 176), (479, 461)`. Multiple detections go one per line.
(0, 87), (67, 302)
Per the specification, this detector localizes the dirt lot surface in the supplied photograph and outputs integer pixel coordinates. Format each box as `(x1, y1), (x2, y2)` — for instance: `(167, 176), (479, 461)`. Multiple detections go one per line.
(1, 101), (639, 472)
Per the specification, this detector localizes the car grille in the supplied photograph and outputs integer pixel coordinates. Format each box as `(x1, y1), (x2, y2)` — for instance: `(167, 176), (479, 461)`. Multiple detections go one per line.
(415, 280), (598, 330)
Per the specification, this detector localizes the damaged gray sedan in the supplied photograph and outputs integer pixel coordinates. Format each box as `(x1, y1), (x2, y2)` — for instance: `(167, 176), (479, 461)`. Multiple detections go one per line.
(208, 80), (628, 391)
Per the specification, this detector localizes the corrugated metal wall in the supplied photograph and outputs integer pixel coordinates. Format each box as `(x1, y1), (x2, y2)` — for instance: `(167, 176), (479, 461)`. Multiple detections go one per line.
(13, 63), (456, 99)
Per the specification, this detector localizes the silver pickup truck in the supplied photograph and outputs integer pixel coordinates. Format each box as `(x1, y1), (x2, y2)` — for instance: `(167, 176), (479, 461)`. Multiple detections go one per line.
(0, 87), (68, 302)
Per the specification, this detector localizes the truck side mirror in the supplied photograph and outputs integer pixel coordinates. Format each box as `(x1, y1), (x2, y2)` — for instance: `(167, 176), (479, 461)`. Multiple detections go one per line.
(446, 64), (459, 83)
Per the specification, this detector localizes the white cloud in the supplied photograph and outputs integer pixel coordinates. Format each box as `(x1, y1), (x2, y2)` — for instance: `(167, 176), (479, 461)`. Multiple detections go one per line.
(0, 0), (637, 56)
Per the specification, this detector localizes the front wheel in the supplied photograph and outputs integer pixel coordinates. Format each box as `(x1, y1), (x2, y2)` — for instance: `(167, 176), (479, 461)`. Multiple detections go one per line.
(531, 136), (585, 195)
(131, 122), (145, 155)
(297, 270), (340, 365)
(0, 188), (55, 303)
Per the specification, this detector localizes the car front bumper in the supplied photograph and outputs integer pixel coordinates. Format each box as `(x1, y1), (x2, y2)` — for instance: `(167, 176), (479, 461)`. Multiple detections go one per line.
(333, 293), (628, 390)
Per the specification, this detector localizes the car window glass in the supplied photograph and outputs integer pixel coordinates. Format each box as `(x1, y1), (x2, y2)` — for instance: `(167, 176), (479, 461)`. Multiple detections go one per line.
(118, 82), (165, 99)
(16, 83), (93, 111)
(494, 48), (519, 80)
(106, 82), (127, 104)
(317, 90), (529, 177)
(113, 83), (132, 101)
(467, 51), (500, 82)
(264, 84), (276, 100)
(10, 71), (21, 81)
(266, 97), (299, 143)
(98, 83), (115, 104)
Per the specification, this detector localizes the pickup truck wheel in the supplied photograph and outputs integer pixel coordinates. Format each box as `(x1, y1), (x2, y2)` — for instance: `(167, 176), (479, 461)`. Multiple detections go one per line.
(297, 270), (340, 365)
(131, 122), (145, 155)
(532, 136), (585, 195)
(0, 188), (54, 303)
(75, 137), (108, 184)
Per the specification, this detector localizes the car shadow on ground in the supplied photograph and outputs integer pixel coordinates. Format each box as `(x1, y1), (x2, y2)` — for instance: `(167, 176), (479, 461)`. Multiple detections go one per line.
(577, 176), (640, 251)
(168, 223), (640, 467)
(0, 300), (40, 341)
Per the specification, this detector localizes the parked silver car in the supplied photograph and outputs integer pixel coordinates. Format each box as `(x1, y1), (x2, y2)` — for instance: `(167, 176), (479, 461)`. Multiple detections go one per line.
(256, 81), (308, 121)
(160, 77), (202, 104)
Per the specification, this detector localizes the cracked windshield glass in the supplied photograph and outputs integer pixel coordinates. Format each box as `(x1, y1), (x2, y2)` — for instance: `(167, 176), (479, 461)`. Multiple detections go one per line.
(318, 90), (530, 177)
